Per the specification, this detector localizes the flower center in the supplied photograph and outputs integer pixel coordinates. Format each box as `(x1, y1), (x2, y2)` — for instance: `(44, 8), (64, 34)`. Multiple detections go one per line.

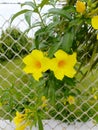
(35, 61), (41, 69)
(58, 60), (66, 68)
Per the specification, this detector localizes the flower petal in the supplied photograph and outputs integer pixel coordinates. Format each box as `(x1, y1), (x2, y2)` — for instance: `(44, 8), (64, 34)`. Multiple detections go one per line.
(91, 16), (98, 29)
(54, 70), (65, 80)
(76, 1), (86, 13)
(32, 72), (43, 81)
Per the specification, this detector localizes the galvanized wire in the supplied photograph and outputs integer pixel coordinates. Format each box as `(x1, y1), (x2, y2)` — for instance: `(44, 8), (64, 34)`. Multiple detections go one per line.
(0, 2), (98, 130)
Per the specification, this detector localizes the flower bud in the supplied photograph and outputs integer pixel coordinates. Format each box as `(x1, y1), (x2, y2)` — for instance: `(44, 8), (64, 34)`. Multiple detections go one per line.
(76, 1), (86, 13)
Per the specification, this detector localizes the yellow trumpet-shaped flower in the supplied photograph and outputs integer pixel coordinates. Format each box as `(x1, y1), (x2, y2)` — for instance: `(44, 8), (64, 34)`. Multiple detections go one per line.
(76, 1), (86, 13)
(91, 15), (98, 29)
(49, 50), (77, 80)
(67, 96), (75, 105)
(23, 49), (50, 81)
(13, 111), (28, 130)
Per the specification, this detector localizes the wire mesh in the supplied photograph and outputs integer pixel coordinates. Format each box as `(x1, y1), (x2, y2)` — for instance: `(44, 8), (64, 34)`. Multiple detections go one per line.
(0, 1), (98, 130)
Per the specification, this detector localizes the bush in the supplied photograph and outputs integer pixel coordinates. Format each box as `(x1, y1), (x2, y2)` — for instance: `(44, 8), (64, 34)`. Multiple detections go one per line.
(0, 27), (33, 60)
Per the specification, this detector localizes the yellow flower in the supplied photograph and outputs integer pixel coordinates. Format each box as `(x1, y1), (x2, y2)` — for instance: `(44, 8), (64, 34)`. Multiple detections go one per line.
(91, 15), (98, 29)
(76, 1), (86, 13)
(49, 50), (77, 80)
(13, 111), (24, 125)
(94, 95), (97, 100)
(23, 49), (50, 81)
(15, 123), (28, 130)
(41, 96), (47, 102)
(41, 96), (48, 108)
(13, 111), (28, 130)
(67, 96), (75, 105)
(97, 34), (98, 40)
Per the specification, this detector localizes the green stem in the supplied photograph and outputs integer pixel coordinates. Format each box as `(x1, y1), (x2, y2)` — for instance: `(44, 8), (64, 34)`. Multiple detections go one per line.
(81, 40), (98, 81)
(33, 0), (45, 27)
(87, 40), (98, 74)
(88, 8), (98, 17)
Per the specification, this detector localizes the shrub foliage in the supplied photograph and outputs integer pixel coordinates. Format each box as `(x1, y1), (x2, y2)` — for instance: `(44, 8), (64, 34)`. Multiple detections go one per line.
(0, 27), (33, 60)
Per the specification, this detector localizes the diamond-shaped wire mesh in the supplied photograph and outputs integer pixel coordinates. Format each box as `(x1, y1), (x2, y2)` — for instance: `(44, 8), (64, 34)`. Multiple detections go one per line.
(0, 2), (98, 130)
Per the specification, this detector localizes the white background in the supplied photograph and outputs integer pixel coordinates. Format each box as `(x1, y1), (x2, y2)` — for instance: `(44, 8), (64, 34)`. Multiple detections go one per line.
(0, 0), (42, 37)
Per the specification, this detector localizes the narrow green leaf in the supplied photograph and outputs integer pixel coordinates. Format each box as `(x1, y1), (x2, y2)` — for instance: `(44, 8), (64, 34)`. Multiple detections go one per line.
(10, 9), (32, 24)
(39, 0), (49, 9)
(63, 5), (76, 13)
(49, 8), (71, 20)
(21, 2), (38, 13)
(38, 115), (44, 130)
(21, 2), (36, 9)
(48, 78), (55, 105)
(48, 41), (61, 57)
(22, 21), (41, 36)
(63, 77), (76, 86)
(25, 11), (32, 27)
(62, 31), (74, 52)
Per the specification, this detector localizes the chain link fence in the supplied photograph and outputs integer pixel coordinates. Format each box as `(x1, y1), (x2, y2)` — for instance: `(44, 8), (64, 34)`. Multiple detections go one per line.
(0, 1), (98, 130)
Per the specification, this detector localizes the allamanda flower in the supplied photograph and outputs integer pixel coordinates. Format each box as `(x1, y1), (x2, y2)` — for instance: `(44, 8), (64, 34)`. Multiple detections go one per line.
(67, 96), (75, 105)
(49, 50), (77, 80)
(13, 111), (28, 130)
(76, 1), (86, 13)
(91, 15), (98, 29)
(23, 49), (50, 81)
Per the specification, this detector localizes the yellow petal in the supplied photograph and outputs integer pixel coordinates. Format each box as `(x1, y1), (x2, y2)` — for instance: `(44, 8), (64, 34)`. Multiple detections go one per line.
(91, 16), (98, 29)
(54, 49), (68, 60)
(23, 66), (34, 74)
(49, 58), (57, 71)
(67, 53), (77, 67)
(64, 68), (76, 78)
(31, 49), (44, 60)
(50, 50), (77, 79)
(76, 1), (86, 13)
(40, 57), (50, 72)
(41, 96), (46, 102)
(54, 70), (65, 80)
(23, 54), (33, 65)
(97, 34), (98, 40)
(67, 96), (75, 105)
(15, 123), (27, 130)
(32, 72), (43, 81)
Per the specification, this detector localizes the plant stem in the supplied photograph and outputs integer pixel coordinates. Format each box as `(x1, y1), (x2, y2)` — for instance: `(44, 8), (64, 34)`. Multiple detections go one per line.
(33, 0), (45, 27)
(88, 8), (98, 17)
(87, 40), (98, 74)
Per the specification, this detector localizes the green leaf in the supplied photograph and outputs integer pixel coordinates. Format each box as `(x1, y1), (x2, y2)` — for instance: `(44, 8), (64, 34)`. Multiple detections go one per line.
(49, 8), (71, 20)
(63, 77), (76, 86)
(46, 21), (60, 31)
(48, 41), (61, 57)
(48, 76), (55, 105)
(39, 0), (49, 9)
(69, 18), (83, 28)
(38, 115), (44, 130)
(25, 11), (32, 27)
(21, 2), (36, 10)
(94, 115), (98, 123)
(34, 27), (46, 49)
(23, 22), (42, 34)
(10, 9), (32, 24)
(62, 30), (74, 53)
(21, 2), (38, 13)
(63, 5), (76, 13)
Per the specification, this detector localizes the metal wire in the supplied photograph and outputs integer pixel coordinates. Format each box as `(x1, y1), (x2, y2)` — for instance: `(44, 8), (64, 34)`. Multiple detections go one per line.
(0, 2), (98, 130)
